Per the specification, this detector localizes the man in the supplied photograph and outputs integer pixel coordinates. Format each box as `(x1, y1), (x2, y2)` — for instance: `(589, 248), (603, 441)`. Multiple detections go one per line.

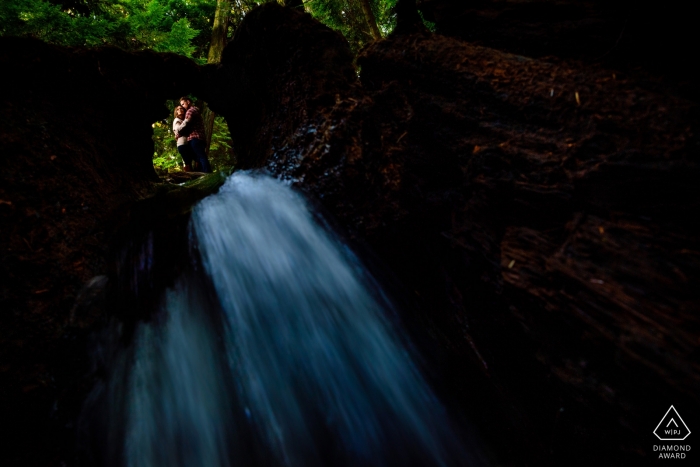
(178, 96), (212, 173)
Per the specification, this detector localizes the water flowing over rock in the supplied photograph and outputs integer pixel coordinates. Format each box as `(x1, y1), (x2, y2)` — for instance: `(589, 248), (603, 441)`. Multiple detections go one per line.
(81, 172), (477, 467)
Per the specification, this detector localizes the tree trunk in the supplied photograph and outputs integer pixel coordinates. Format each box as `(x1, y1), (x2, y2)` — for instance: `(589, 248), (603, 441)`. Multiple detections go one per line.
(357, 0), (382, 40)
(208, 0), (230, 64)
(203, 0), (231, 155)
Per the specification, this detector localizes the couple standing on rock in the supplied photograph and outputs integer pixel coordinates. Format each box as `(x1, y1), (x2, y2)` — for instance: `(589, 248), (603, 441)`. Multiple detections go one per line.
(173, 96), (212, 173)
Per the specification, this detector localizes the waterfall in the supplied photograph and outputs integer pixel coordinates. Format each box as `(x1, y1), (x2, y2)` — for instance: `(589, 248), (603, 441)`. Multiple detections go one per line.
(82, 172), (478, 467)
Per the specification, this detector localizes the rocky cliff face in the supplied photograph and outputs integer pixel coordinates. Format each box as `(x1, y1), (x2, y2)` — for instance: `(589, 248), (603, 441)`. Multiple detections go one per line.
(1, 2), (698, 466)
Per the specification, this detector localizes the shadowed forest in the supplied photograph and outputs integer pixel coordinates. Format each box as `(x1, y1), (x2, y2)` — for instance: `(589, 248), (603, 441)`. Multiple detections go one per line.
(1, 1), (698, 466)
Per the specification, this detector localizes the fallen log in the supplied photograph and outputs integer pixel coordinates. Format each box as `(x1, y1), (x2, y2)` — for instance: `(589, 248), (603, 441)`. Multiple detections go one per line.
(212, 4), (700, 465)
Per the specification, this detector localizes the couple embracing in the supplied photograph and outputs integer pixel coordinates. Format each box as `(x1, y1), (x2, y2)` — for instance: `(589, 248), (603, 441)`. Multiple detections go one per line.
(173, 96), (212, 173)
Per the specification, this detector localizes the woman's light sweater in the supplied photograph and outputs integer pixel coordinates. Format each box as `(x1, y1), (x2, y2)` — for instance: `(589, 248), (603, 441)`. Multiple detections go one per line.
(173, 118), (189, 146)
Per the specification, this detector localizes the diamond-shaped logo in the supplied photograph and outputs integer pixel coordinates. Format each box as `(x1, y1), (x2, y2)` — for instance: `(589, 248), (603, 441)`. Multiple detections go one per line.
(654, 406), (691, 441)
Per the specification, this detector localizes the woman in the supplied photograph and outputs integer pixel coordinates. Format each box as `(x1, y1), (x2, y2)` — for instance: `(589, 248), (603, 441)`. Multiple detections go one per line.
(173, 106), (196, 171)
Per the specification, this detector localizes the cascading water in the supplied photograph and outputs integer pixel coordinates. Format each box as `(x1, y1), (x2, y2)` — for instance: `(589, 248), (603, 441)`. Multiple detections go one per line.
(82, 172), (480, 467)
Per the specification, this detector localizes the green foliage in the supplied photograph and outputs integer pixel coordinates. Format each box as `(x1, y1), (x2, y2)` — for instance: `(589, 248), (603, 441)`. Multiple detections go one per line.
(374, 0), (398, 36)
(1, 0), (110, 47)
(303, 0), (436, 51)
(0, 0), (209, 58)
(151, 116), (181, 172)
(418, 9), (435, 33)
(158, 0), (219, 60)
(209, 115), (236, 169)
(305, 0), (398, 52)
(155, 15), (199, 56)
